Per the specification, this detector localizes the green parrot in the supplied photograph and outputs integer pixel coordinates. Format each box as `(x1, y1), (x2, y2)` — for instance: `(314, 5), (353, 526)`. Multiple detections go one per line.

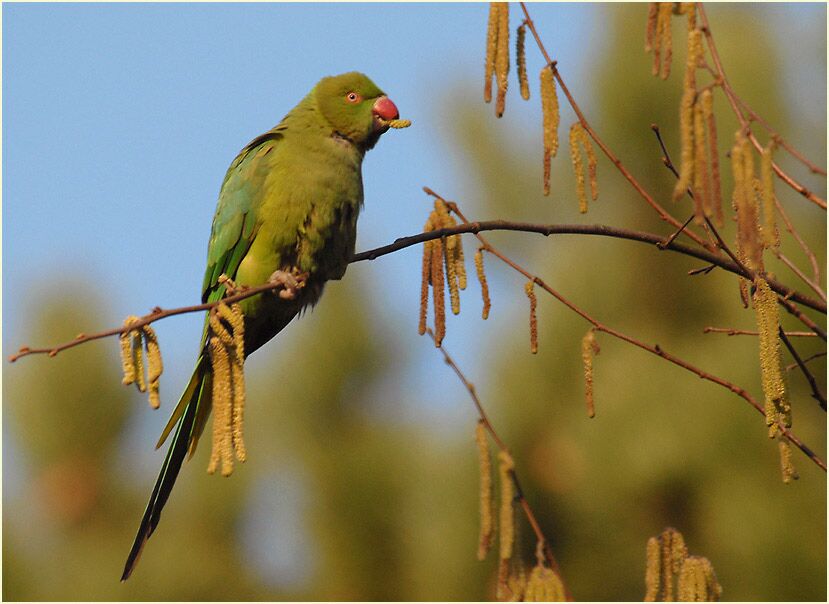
(121, 72), (401, 580)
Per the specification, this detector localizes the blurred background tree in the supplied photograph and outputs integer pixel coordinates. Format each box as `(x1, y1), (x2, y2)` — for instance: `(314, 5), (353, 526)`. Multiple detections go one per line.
(3, 3), (825, 601)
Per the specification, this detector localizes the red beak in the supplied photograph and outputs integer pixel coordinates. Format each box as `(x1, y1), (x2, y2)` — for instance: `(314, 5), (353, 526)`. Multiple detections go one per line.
(372, 96), (399, 121)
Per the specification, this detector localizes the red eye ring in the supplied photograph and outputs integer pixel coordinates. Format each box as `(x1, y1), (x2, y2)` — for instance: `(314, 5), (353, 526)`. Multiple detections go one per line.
(346, 92), (361, 103)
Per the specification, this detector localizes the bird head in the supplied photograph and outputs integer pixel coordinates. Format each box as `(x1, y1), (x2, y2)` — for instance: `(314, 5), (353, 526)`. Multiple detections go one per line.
(315, 72), (401, 150)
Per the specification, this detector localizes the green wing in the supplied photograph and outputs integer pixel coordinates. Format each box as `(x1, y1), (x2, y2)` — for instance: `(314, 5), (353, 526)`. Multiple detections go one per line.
(156, 126), (286, 450)
(201, 127), (285, 305)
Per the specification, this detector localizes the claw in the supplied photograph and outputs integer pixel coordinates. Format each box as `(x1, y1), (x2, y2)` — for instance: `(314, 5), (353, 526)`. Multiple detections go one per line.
(268, 270), (305, 300)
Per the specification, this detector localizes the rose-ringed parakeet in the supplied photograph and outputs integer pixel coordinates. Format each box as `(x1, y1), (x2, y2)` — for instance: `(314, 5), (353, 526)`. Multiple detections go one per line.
(121, 72), (401, 580)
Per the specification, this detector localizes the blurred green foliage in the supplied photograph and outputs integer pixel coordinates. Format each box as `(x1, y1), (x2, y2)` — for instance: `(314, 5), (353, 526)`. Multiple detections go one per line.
(4, 4), (825, 601)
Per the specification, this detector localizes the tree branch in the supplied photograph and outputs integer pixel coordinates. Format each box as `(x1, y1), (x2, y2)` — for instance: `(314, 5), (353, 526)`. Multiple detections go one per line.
(11, 215), (826, 364)
(352, 216), (826, 316)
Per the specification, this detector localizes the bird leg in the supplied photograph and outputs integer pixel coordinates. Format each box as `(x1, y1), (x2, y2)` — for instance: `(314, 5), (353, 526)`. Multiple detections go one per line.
(268, 269), (307, 300)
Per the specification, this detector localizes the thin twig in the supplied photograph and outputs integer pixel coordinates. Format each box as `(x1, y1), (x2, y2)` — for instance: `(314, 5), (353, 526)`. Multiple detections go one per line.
(771, 248), (826, 303)
(730, 90), (827, 176)
(426, 329), (572, 600)
(778, 327), (826, 410)
(703, 327), (817, 337)
(425, 188), (825, 472)
(697, 3), (827, 210)
(772, 194), (823, 290)
(786, 352), (826, 371)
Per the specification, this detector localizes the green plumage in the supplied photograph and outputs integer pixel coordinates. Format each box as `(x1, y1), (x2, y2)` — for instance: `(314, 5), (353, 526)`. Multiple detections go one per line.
(122, 72), (399, 580)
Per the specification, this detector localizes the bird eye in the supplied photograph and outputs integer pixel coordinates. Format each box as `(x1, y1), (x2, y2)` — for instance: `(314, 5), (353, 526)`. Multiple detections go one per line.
(345, 92), (361, 103)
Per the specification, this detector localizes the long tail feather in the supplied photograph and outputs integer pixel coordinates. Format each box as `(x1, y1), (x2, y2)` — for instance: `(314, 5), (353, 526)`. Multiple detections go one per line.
(121, 361), (210, 581)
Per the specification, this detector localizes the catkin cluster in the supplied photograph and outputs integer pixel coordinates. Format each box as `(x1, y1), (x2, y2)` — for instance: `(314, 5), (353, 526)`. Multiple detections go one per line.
(119, 316), (163, 409)
(484, 2), (511, 117)
(568, 122), (599, 213)
(475, 424), (566, 601)
(644, 527), (721, 602)
(654, 4), (726, 229)
(419, 199), (467, 346)
(207, 301), (247, 477)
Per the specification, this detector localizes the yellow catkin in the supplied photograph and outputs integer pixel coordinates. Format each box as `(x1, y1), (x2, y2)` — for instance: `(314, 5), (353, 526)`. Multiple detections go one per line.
(498, 450), (515, 562)
(701, 557), (723, 601)
(672, 29), (701, 202)
(581, 329), (599, 418)
(700, 89), (724, 227)
(474, 249), (491, 320)
(431, 236), (446, 346)
(381, 118), (412, 129)
(584, 129), (598, 202)
(209, 306), (234, 348)
(495, 2), (509, 117)
(207, 335), (233, 476)
(444, 238), (460, 316)
(119, 317), (138, 386)
(778, 438), (799, 484)
(455, 236), (467, 291)
(230, 353), (246, 463)
(419, 239), (431, 335)
(569, 123), (588, 212)
(651, 3), (663, 76)
(678, 556), (721, 602)
(437, 211), (462, 316)
(525, 280), (538, 354)
(484, 2), (499, 104)
(732, 133), (762, 271)
(645, 3), (658, 52)
(143, 325), (163, 409)
(228, 303), (246, 462)
(540, 66), (560, 197)
(476, 421), (494, 561)
(525, 563), (565, 602)
(516, 24), (530, 101)
(669, 529), (688, 576)
(659, 527), (687, 601)
(753, 277), (788, 436)
(511, 565), (529, 602)
(682, 2), (697, 29)
(761, 141), (779, 249)
(692, 99), (709, 225)
(131, 329), (146, 393)
(644, 536), (661, 602)
(658, 3), (673, 79)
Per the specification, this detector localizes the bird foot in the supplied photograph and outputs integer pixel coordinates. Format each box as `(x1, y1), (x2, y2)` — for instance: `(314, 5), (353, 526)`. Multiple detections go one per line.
(268, 270), (307, 300)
